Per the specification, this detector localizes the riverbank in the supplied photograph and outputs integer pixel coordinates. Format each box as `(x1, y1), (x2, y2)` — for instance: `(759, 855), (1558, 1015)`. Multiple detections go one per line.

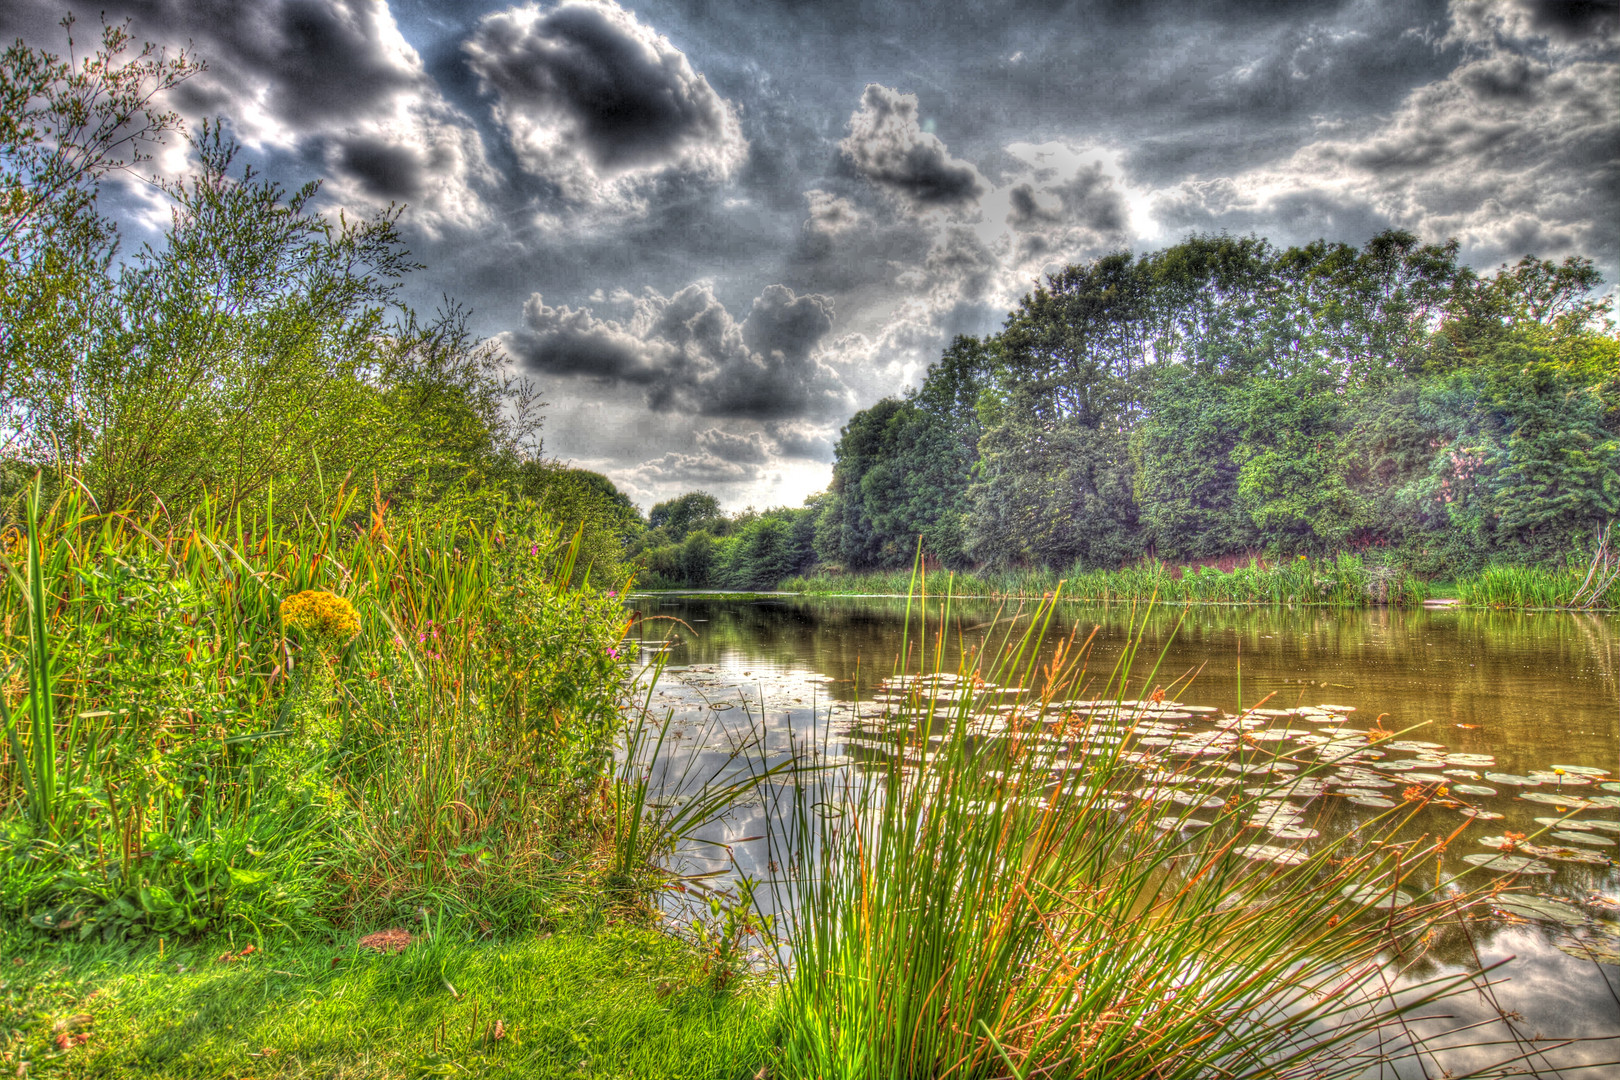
(0, 922), (774, 1078)
(772, 555), (1616, 610)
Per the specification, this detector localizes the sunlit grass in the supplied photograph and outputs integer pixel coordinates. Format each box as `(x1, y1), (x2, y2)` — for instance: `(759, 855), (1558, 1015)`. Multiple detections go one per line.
(0, 477), (632, 939)
(0, 922), (774, 1078)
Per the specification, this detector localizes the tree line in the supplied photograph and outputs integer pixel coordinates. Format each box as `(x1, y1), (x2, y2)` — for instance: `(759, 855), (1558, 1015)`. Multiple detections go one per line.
(642, 231), (1617, 586)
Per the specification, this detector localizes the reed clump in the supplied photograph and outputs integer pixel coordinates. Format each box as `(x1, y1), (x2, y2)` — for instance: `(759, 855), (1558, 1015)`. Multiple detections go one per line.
(762, 574), (1498, 1078)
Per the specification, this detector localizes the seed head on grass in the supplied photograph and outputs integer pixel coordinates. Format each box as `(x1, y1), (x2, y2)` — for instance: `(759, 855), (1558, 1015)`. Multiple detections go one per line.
(280, 590), (361, 647)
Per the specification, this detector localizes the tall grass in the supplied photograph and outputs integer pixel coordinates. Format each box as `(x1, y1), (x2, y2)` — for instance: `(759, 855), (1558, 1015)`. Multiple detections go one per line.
(761, 571), (1499, 1078)
(782, 553), (1430, 607)
(0, 479), (633, 939)
(1455, 561), (1618, 609)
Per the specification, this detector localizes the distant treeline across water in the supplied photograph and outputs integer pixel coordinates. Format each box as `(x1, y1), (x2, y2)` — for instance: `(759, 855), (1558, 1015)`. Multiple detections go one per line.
(632, 231), (1618, 597)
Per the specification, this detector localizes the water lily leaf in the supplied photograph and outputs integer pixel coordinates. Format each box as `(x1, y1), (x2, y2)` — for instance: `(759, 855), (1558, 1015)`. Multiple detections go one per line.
(1236, 843), (1307, 867)
(1342, 884), (1413, 910)
(1462, 852), (1553, 874)
(1494, 895), (1586, 926)
(1452, 784), (1496, 797)
(1551, 830), (1615, 847)
(1520, 792), (1593, 809)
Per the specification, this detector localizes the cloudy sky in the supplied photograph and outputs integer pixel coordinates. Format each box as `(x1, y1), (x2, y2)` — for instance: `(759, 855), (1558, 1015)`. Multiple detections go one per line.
(6, 0), (1617, 511)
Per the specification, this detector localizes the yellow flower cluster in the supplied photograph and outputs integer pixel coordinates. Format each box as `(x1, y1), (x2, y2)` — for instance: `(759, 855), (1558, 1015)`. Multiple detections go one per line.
(280, 589), (361, 645)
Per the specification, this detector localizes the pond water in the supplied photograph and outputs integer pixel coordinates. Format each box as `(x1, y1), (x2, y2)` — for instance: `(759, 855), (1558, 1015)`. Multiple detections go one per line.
(627, 593), (1620, 1073)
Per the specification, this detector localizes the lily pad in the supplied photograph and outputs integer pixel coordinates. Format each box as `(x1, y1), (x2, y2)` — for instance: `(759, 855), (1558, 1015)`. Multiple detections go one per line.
(1451, 784), (1497, 797)
(1342, 884), (1413, 910)
(1520, 792), (1594, 809)
(1462, 852), (1554, 875)
(1551, 830), (1615, 847)
(1494, 895), (1587, 926)
(1556, 936), (1620, 965)
(1458, 807), (1504, 820)
(1345, 794), (1396, 809)
(1548, 765), (1611, 777)
(1236, 843), (1308, 867)
(1484, 773), (1540, 786)
(1535, 816), (1590, 829)
(1528, 772), (1592, 786)
(1543, 848), (1612, 866)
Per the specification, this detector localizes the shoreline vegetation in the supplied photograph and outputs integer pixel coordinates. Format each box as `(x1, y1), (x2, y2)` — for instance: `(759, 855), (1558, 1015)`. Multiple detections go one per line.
(772, 552), (1613, 610)
(4, 519), (1570, 1077)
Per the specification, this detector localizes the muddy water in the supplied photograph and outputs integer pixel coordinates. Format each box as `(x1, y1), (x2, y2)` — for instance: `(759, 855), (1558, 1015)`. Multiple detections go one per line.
(627, 594), (1620, 1072)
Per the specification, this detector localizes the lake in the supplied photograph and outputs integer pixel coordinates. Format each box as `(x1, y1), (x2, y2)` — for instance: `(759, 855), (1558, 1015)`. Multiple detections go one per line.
(628, 593), (1620, 1073)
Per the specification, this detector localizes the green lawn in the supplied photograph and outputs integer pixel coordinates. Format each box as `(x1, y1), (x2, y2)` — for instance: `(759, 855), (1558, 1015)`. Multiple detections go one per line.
(0, 924), (775, 1079)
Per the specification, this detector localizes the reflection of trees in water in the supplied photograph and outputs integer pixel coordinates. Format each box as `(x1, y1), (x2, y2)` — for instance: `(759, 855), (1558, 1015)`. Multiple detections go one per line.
(631, 599), (1619, 786)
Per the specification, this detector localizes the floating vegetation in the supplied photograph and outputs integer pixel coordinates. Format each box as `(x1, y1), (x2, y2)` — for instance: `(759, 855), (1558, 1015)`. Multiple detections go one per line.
(1462, 853), (1554, 874)
(1341, 884), (1413, 910)
(1520, 792), (1594, 809)
(1493, 895), (1588, 926)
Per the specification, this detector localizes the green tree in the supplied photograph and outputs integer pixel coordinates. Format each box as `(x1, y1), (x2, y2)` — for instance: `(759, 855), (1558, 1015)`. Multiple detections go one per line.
(1, 16), (199, 458)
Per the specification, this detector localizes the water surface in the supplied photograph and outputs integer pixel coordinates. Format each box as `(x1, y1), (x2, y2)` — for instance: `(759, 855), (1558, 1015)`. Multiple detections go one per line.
(627, 594), (1620, 1072)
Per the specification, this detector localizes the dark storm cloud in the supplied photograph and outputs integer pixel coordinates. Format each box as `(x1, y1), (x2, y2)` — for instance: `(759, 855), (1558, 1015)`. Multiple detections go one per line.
(1521, 0), (1620, 39)
(114, 0), (417, 126)
(500, 282), (847, 420)
(839, 84), (988, 208)
(336, 135), (424, 199)
(695, 428), (771, 464)
(0, 0), (494, 231)
(1007, 164), (1129, 237)
(462, 0), (745, 199)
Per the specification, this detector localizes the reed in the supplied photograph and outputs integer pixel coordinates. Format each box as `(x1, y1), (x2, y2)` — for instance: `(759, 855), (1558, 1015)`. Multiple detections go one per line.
(1455, 562), (1616, 609)
(761, 567), (1496, 1079)
(782, 553), (1430, 608)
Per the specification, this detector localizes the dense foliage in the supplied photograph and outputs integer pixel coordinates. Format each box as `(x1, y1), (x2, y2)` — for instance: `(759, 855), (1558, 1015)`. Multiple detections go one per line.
(630, 492), (820, 590)
(750, 233), (1616, 591)
(0, 486), (631, 940)
(631, 235), (1615, 603)
(0, 19), (648, 942)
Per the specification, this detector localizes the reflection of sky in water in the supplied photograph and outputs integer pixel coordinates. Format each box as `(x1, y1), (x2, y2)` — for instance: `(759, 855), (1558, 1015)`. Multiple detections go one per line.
(625, 595), (1620, 1069)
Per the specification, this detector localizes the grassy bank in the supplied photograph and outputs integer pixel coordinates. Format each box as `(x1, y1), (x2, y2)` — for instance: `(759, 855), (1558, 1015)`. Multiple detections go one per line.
(783, 553), (1432, 607)
(780, 554), (1620, 609)
(0, 922), (774, 1078)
